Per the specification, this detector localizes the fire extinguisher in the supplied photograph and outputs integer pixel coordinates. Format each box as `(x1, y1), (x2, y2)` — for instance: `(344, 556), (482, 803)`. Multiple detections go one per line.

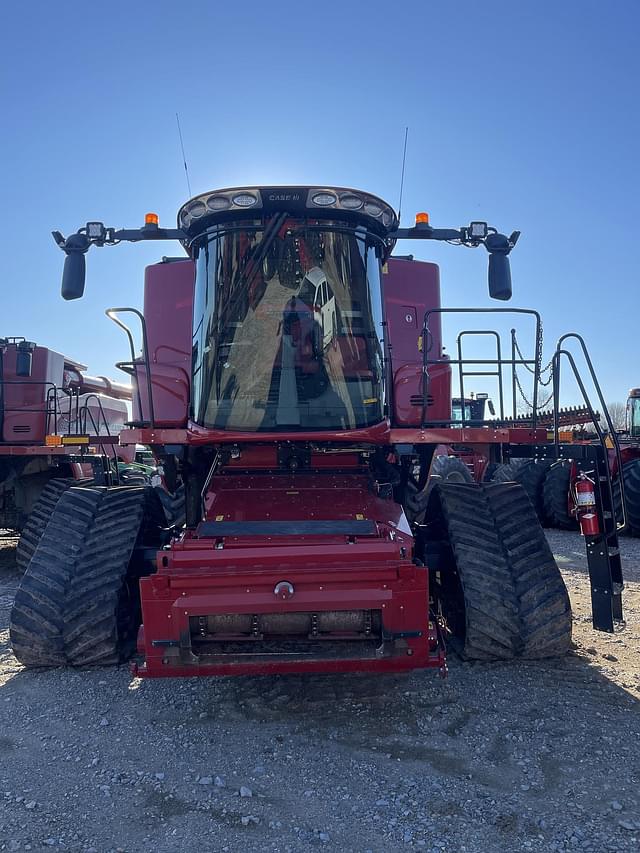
(575, 472), (600, 536)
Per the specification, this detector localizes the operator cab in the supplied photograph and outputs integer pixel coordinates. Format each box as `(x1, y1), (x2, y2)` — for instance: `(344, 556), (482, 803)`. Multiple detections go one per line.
(628, 388), (640, 438)
(182, 186), (397, 432)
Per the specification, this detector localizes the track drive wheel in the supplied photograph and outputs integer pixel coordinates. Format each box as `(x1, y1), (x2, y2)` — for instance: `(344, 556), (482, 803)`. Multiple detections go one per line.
(10, 485), (162, 669)
(542, 460), (578, 529)
(424, 481), (571, 660)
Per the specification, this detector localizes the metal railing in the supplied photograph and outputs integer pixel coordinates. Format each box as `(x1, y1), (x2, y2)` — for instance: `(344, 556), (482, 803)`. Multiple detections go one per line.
(421, 308), (543, 427)
(106, 307), (155, 428)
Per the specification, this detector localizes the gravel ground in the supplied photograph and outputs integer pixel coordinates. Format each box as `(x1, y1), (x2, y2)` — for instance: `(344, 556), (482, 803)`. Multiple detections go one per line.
(0, 530), (639, 853)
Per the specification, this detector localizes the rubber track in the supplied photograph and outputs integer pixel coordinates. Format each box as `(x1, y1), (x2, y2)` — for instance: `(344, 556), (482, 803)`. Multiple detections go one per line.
(62, 487), (147, 666)
(484, 482), (572, 657)
(10, 487), (106, 667)
(15, 478), (91, 573)
(432, 483), (521, 660)
(623, 459), (640, 535)
(542, 460), (577, 530)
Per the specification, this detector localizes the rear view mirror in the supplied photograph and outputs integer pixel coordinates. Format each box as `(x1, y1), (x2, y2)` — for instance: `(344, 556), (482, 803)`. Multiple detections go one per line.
(60, 232), (89, 300)
(16, 343), (33, 377)
(488, 253), (512, 301)
(61, 250), (86, 300)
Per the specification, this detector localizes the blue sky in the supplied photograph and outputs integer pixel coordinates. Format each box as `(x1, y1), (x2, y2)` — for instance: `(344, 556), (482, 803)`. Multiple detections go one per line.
(1, 1), (638, 409)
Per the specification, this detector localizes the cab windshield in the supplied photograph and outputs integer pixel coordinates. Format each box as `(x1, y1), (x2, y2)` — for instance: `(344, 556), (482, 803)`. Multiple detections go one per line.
(630, 397), (640, 438)
(191, 218), (385, 431)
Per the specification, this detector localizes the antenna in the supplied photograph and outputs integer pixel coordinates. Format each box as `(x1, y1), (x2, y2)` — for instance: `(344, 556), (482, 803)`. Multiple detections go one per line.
(175, 113), (192, 197)
(397, 126), (409, 223)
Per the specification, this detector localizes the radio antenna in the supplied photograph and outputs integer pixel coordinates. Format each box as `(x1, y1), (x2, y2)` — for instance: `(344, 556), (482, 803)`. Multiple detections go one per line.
(176, 113), (192, 197)
(397, 126), (409, 223)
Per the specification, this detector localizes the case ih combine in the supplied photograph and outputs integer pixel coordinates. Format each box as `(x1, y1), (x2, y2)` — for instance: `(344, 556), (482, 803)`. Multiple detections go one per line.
(9, 185), (625, 676)
(0, 337), (132, 570)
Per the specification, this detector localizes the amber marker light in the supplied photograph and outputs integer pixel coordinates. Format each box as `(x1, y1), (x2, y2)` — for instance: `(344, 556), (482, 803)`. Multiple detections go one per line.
(145, 213), (159, 226)
(415, 212), (430, 225)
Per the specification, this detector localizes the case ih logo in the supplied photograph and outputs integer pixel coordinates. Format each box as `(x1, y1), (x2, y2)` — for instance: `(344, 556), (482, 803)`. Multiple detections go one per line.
(267, 193), (301, 202)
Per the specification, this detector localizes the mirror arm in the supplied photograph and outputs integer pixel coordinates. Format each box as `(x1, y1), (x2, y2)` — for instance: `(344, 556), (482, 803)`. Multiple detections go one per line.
(52, 225), (187, 254)
(389, 224), (519, 254)
(110, 226), (186, 242)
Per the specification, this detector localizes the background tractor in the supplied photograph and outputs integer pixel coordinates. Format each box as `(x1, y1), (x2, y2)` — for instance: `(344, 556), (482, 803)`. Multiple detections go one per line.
(8, 186), (624, 675)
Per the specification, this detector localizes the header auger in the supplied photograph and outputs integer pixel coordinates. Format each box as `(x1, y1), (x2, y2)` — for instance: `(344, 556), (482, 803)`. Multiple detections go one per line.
(9, 184), (622, 677)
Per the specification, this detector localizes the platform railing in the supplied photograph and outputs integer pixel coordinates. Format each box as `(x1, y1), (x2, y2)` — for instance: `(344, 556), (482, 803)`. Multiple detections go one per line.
(421, 308), (543, 428)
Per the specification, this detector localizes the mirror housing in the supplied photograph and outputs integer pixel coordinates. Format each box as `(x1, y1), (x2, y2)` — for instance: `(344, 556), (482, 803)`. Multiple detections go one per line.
(488, 252), (512, 301)
(16, 343), (33, 377)
(60, 232), (90, 300)
(62, 252), (86, 300)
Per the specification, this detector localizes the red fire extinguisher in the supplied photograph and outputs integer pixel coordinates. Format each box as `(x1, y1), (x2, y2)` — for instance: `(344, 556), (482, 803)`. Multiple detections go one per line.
(575, 472), (600, 536)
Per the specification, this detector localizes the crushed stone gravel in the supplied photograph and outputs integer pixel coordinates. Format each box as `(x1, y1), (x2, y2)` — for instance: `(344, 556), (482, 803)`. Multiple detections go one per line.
(0, 529), (638, 852)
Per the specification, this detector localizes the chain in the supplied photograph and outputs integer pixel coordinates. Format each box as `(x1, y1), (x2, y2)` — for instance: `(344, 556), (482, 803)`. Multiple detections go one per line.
(512, 330), (554, 383)
(513, 366), (555, 412)
(513, 323), (553, 411)
(512, 325), (555, 412)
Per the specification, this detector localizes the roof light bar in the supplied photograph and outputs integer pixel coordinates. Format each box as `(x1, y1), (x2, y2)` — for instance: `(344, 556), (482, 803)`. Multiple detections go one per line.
(176, 186), (398, 234)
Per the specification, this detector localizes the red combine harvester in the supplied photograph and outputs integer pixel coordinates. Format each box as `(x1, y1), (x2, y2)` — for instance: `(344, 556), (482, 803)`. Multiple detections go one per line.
(9, 186), (624, 676)
(0, 337), (132, 570)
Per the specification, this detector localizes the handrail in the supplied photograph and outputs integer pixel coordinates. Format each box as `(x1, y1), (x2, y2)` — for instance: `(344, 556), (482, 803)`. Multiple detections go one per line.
(421, 308), (542, 428)
(79, 394), (120, 484)
(552, 338), (625, 531)
(456, 330), (505, 423)
(106, 307), (155, 427)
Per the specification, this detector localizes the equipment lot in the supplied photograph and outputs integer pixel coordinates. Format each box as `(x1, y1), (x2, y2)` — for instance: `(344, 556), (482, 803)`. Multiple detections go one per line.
(0, 531), (638, 853)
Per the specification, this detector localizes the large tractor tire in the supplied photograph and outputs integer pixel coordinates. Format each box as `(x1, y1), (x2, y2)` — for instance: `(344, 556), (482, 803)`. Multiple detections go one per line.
(542, 460), (577, 530)
(425, 481), (571, 660)
(404, 455), (473, 523)
(481, 462), (501, 483)
(489, 459), (527, 483)
(15, 477), (92, 573)
(622, 459), (640, 535)
(513, 460), (552, 522)
(10, 485), (160, 669)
